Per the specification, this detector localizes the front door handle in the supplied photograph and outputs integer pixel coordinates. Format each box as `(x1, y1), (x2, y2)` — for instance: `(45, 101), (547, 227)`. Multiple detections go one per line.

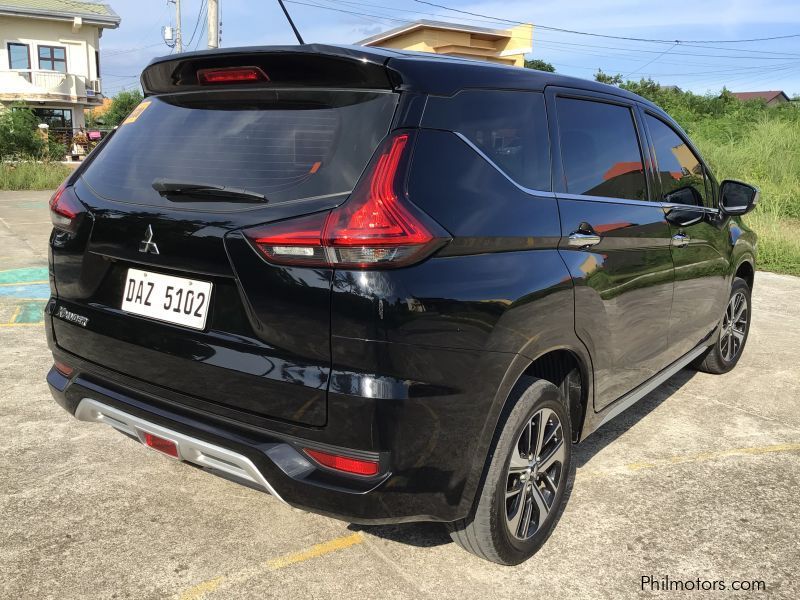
(568, 232), (602, 248)
(672, 233), (690, 248)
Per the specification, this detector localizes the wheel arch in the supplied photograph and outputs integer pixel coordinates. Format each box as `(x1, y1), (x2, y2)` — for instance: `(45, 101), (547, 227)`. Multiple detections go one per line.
(734, 257), (755, 290)
(456, 342), (594, 521)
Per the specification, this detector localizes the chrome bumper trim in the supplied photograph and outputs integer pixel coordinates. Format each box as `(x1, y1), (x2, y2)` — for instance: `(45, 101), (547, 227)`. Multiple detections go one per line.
(75, 398), (286, 503)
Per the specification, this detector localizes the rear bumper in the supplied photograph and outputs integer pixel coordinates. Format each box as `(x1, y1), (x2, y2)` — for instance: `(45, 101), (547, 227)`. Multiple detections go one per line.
(48, 365), (420, 524)
(46, 345), (516, 524)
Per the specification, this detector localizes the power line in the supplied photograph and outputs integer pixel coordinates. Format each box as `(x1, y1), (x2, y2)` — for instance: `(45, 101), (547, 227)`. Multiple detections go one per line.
(625, 43), (675, 78)
(412, 0), (800, 44)
(185, 0), (208, 48)
(193, 1), (208, 50)
(296, 0), (800, 61)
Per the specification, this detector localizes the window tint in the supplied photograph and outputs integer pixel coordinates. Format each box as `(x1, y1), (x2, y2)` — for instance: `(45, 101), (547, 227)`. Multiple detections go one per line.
(422, 90), (551, 191)
(557, 98), (647, 201)
(81, 90), (398, 208)
(38, 46), (66, 72)
(646, 115), (710, 208)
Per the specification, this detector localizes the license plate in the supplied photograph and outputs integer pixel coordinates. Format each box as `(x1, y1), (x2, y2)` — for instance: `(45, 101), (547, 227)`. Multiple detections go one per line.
(121, 268), (212, 330)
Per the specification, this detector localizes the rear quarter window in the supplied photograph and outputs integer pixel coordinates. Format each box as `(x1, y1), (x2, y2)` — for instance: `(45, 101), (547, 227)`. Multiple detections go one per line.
(422, 90), (551, 191)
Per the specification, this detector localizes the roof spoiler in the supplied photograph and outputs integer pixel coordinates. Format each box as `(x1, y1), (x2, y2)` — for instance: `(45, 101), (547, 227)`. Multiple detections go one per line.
(141, 45), (397, 95)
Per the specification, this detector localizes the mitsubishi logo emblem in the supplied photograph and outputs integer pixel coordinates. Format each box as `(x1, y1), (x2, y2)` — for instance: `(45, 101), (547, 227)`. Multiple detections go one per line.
(139, 224), (160, 255)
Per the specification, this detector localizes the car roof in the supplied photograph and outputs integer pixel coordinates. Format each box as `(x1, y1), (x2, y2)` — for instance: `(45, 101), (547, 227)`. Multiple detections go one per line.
(146, 43), (662, 111)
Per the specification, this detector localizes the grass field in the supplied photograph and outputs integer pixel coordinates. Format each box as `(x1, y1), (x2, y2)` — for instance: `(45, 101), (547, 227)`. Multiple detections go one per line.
(693, 117), (800, 276)
(623, 81), (800, 276)
(0, 162), (72, 191)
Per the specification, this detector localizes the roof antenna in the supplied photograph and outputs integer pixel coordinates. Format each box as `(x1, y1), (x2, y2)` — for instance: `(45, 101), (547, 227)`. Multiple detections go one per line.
(277, 0), (305, 44)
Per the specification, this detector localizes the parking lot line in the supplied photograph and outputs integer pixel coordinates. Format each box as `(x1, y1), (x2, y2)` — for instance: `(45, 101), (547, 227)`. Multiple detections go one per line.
(579, 442), (800, 478)
(175, 532), (365, 599)
(266, 532), (364, 570)
(177, 576), (224, 600)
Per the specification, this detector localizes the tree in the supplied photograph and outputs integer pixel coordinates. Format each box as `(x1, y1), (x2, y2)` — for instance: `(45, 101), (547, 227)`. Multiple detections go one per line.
(594, 69), (623, 85)
(0, 106), (43, 160)
(102, 90), (144, 127)
(524, 59), (555, 72)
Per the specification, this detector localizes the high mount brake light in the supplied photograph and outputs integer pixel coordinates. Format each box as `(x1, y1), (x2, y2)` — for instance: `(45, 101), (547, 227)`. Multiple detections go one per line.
(49, 182), (83, 233)
(197, 66), (269, 85)
(244, 132), (450, 269)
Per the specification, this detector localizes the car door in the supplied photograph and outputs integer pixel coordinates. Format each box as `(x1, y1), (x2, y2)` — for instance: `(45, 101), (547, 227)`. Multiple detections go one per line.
(546, 89), (675, 411)
(640, 111), (730, 361)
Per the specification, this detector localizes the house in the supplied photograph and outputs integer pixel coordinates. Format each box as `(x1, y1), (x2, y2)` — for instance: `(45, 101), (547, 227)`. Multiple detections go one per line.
(0, 0), (120, 133)
(358, 20), (533, 68)
(731, 91), (790, 106)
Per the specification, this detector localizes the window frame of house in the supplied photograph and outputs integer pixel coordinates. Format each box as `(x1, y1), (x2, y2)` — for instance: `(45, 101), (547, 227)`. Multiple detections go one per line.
(30, 107), (74, 130)
(8, 42), (33, 82)
(37, 45), (68, 73)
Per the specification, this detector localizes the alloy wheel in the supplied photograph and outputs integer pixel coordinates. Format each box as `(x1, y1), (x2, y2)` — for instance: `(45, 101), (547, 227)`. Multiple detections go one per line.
(719, 291), (748, 362)
(505, 408), (566, 540)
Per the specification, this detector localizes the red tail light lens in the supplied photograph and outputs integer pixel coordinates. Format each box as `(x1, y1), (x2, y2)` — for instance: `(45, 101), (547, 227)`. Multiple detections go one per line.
(303, 448), (379, 476)
(197, 66), (269, 85)
(53, 360), (74, 377)
(244, 132), (449, 269)
(49, 182), (83, 233)
(143, 433), (179, 458)
(248, 212), (328, 266)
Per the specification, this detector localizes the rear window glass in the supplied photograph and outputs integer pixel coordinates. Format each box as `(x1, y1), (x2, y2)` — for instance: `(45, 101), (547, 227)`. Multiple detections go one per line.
(422, 90), (551, 191)
(81, 90), (398, 208)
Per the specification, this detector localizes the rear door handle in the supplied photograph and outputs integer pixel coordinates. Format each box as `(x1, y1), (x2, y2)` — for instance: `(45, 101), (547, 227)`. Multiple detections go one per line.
(672, 233), (690, 248)
(568, 232), (602, 248)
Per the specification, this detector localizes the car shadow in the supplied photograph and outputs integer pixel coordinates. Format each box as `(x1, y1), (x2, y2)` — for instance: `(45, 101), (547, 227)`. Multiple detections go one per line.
(348, 367), (698, 548)
(573, 366), (697, 468)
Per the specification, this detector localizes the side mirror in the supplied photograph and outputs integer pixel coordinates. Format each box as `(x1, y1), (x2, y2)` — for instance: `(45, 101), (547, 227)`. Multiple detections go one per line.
(719, 180), (759, 215)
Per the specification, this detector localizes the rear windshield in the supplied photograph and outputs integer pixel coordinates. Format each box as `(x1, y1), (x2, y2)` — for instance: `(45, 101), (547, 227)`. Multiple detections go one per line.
(81, 89), (398, 208)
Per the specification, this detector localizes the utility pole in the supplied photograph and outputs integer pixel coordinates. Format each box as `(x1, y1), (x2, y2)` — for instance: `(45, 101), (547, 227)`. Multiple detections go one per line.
(174, 0), (183, 52)
(208, 0), (219, 48)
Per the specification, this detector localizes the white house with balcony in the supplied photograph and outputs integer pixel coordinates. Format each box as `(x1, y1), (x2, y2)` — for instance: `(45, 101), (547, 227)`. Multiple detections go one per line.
(0, 0), (120, 132)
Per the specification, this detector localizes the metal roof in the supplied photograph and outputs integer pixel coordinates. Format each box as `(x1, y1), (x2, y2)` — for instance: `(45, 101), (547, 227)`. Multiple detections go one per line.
(0, 0), (120, 27)
(357, 19), (516, 46)
(731, 91), (789, 103)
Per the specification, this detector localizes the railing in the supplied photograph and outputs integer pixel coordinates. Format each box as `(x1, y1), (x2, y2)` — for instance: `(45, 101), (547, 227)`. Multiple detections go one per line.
(0, 70), (101, 100)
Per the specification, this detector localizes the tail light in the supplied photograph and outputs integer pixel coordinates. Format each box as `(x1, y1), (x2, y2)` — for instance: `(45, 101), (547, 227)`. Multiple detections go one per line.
(303, 448), (379, 476)
(53, 360), (74, 377)
(49, 182), (84, 233)
(244, 131), (450, 269)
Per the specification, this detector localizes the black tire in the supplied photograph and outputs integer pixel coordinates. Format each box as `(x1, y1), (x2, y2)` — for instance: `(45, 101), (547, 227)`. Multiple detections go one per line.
(448, 377), (574, 565)
(693, 277), (752, 374)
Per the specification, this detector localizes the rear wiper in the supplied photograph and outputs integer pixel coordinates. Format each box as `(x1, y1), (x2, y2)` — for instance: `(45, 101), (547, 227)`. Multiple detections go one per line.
(152, 178), (267, 202)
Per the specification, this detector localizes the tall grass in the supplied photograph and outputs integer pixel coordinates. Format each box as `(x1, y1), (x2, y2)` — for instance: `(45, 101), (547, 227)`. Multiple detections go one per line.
(693, 119), (800, 275)
(622, 81), (800, 276)
(0, 162), (73, 191)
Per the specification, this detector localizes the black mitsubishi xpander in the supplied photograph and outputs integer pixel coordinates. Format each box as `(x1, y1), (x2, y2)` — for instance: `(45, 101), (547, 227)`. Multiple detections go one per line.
(46, 45), (758, 565)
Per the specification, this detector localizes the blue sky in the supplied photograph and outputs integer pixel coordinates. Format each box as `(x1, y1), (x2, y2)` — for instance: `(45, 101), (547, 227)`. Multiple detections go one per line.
(100, 0), (800, 97)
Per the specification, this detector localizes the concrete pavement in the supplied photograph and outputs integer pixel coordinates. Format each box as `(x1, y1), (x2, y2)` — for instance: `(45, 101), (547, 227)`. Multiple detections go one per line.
(1, 189), (798, 599)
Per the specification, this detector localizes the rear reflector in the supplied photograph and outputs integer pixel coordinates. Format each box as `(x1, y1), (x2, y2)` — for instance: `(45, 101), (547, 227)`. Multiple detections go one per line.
(303, 448), (379, 476)
(144, 433), (179, 458)
(53, 361), (74, 377)
(197, 66), (269, 85)
(244, 131), (450, 269)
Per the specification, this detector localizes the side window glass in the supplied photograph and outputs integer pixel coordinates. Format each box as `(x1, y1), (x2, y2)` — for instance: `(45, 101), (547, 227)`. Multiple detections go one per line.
(422, 90), (551, 191)
(556, 97), (647, 201)
(646, 115), (710, 208)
